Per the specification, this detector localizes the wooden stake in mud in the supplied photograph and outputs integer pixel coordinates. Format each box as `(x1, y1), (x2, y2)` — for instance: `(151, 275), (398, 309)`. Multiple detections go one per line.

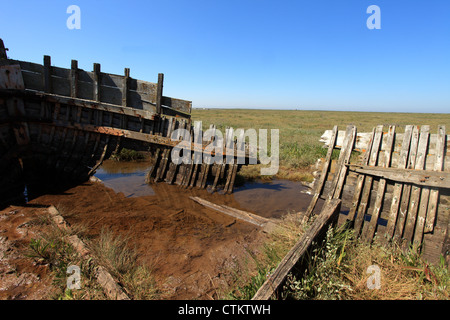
(199, 124), (216, 189)
(211, 163), (222, 193)
(394, 126), (420, 242)
(330, 125), (356, 200)
(93, 63), (101, 102)
(70, 60), (79, 98)
(146, 148), (161, 183)
(156, 73), (164, 115)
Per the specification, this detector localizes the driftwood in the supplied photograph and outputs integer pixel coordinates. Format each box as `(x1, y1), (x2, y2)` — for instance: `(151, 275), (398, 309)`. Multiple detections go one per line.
(190, 196), (276, 232)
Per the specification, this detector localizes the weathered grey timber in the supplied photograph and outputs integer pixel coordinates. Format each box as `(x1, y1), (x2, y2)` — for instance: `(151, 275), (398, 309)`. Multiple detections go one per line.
(0, 39), (255, 204)
(315, 125), (449, 265)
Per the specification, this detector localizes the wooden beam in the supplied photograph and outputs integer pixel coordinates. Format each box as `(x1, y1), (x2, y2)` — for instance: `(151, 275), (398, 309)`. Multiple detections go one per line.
(383, 125), (413, 243)
(93, 63), (101, 102)
(156, 73), (164, 114)
(304, 125), (338, 218)
(189, 196), (273, 228)
(347, 165), (449, 189)
(70, 60), (78, 98)
(43, 55), (52, 93)
(362, 125), (395, 242)
(252, 199), (341, 300)
(353, 125), (383, 235)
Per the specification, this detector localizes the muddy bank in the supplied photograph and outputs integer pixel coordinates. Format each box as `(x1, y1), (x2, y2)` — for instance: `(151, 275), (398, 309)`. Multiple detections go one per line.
(0, 205), (57, 299)
(0, 159), (315, 299)
(30, 181), (265, 299)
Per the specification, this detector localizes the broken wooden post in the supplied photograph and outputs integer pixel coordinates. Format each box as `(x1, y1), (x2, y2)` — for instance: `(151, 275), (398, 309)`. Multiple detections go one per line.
(156, 73), (164, 115)
(252, 199), (341, 300)
(69, 60), (79, 98)
(43, 55), (52, 93)
(93, 63), (101, 102)
(122, 67), (130, 107)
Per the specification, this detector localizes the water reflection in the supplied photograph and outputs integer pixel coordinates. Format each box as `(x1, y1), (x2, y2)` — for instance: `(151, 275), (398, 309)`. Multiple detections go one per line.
(94, 160), (313, 219)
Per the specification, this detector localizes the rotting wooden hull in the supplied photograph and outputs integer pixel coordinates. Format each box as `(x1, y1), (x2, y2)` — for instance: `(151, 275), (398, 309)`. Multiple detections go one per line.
(0, 39), (254, 205)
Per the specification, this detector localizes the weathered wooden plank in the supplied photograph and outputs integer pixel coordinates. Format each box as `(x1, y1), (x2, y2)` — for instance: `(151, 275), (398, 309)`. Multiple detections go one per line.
(155, 148), (170, 182)
(161, 96), (192, 115)
(226, 164), (239, 193)
(93, 63), (101, 102)
(402, 125), (430, 246)
(252, 199), (341, 300)
(346, 165), (450, 189)
(156, 73), (163, 114)
(190, 196), (272, 228)
(331, 125), (356, 199)
(122, 68), (130, 107)
(223, 163), (234, 193)
(362, 125), (395, 242)
(0, 65), (25, 89)
(304, 125), (338, 218)
(424, 125), (446, 233)
(43, 55), (52, 93)
(100, 85), (122, 106)
(199, 124), (216, 189)
(146, 148), (161, 183)
(321, 129), (450, 154)
(383, 125), (413, 242)
(211, 163), (223, 193)
(394, 126), (420, 241)
(70, 60), (78, 98)
(353, 125), (383, 235)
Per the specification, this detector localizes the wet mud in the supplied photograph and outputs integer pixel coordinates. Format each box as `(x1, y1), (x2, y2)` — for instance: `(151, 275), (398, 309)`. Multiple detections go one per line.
(0, 159), (314, 299)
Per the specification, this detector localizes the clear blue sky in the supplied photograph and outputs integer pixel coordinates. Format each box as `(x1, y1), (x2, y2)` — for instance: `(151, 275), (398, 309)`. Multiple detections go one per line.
(1, 0), (449, 112)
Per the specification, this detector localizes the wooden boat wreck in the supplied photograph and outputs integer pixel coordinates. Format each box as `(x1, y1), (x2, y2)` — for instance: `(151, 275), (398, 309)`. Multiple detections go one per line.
(0, 39), (255, 205)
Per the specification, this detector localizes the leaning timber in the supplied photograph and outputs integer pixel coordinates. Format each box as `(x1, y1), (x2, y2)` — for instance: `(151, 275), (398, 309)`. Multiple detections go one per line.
(0, 39), (255, 205)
